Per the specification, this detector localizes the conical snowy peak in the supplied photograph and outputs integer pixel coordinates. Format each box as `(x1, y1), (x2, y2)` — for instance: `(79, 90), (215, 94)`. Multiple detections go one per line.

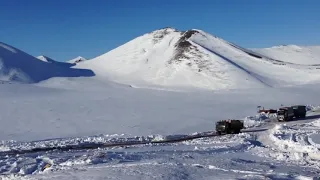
(76, 28), (320, 90)
(67, 56), (87, 64)
(149, 27), (179, 43)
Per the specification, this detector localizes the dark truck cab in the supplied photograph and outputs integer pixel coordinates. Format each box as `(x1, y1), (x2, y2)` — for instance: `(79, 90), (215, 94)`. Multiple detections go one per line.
(277, 107), (294, 121)
(216, 120), (244, 135)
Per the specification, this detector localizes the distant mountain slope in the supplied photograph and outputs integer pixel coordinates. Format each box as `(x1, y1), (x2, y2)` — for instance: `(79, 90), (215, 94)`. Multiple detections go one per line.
(37, 55), (57, 63)
(251, 45), (320, 65)
(67, 56), (87, 64)
(77, 28), (320, 90)
(0, 42), (94, 83)
(37, 55), (75, 67)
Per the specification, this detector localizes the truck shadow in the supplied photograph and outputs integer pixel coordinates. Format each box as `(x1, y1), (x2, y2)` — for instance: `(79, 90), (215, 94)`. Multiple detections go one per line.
(241, 128), (268, 133)
(291, 114), (320, 122)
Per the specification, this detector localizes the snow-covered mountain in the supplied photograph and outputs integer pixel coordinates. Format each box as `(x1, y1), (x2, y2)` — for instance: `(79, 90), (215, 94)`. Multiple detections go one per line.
(77, 28), (320, 90)
(37, 55), (76, 67)
(67, 56), (87, 64)
(1, 30), (320, 179)
(0, 42), (94, 83)
(251, 45), (320, 65)
(37, 55), (58, 63)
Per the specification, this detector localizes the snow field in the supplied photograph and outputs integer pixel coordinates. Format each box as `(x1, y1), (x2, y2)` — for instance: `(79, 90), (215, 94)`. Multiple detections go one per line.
(1, 27), (320, 179)
(1, 105), (320, 179)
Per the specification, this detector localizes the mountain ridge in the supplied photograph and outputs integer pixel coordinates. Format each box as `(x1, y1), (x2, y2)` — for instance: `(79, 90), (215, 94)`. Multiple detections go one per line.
(1, 27), (319, 90)
(75, 28), (320, 90)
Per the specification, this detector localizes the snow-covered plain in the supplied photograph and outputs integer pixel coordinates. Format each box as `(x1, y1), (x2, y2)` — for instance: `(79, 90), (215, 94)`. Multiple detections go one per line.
(0, 78), (320, 180)
(0, 28), (320, 179)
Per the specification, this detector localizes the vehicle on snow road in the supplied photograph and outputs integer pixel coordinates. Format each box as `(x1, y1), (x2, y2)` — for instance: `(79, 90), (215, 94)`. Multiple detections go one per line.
(277, 105), (306, 121)
(215, 120), (244, 135)
(277, 106), (294, 121)
(292, 105), (306, 118)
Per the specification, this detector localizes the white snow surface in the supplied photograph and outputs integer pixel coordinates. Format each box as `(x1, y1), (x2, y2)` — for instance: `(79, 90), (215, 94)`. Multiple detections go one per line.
(252, 45), (320, 65)
(0, 77), (320, 179)
(76, 28), (320, 90)
(1, 28), (320, 179)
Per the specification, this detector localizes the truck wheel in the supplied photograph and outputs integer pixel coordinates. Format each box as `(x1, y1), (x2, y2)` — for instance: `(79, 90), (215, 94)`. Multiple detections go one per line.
(217, 131), (222, 135)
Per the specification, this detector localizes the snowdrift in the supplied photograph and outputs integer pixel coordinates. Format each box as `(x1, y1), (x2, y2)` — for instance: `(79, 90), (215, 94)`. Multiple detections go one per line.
(77, 28), (320, 90)
(268, 120), (320, 162)
(0, 42), (94, 83)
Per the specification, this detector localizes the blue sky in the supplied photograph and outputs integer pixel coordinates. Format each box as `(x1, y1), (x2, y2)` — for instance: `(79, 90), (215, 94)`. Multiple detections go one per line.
(0, 0), (319, 61)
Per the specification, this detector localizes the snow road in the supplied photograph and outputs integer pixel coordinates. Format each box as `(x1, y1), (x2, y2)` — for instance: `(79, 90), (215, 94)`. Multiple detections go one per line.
(0, 78), (320, 179)
(1, 109), (320, 180)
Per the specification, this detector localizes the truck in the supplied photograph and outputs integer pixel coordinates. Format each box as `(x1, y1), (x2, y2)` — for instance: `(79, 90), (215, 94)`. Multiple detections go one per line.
(215, 120), (244, 135)
(257, 106), (277, 114)
(292, 105), (306, 118)
(277, 107), (294, 121)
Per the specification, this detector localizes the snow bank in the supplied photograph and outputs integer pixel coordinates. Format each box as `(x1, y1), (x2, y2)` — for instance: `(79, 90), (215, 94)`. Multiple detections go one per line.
(268, 121), (320, 162)
(0, 42), (95, 83)
(310, 119), (320, 127)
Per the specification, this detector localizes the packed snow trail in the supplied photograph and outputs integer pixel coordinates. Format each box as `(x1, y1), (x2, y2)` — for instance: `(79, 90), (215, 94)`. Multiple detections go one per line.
(0, 128), (271, 157)
(1, 110), (320, 179)
(1, 120), (320, 179)
(1, 111), (320, 157)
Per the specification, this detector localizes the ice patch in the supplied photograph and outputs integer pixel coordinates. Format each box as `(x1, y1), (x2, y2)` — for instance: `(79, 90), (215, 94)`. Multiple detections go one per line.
(308, 134), (320, 148)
